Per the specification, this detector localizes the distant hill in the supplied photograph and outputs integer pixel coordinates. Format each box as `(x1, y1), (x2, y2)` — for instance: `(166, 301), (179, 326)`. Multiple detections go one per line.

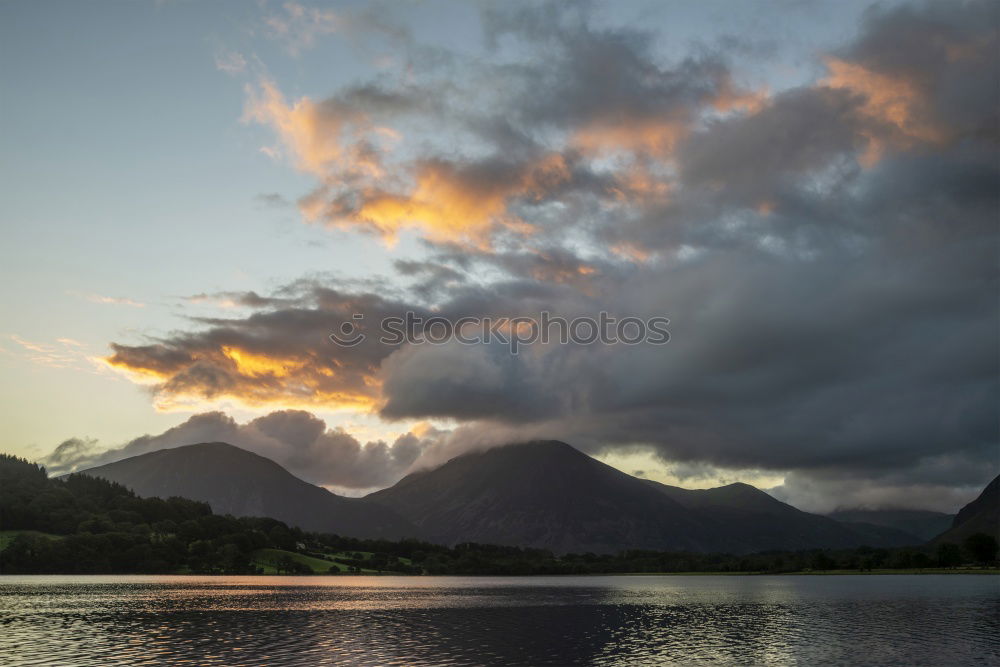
(367, 440), (917, 554)
(932, 475), (999, 544)
(827, 509), (954, 542)
(647, 481), (920, 551)
(74, 442), (418, 540)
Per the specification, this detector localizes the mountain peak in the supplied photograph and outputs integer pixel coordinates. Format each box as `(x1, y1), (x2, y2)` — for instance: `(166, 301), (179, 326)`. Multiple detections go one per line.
(932, 474), (999, 544)
(74, 442), (417, 540)
(117, 441), (279, 464)
(368, 439), (723, 554)
(367, 439), (919, 554)
(452, 440), (585, 463)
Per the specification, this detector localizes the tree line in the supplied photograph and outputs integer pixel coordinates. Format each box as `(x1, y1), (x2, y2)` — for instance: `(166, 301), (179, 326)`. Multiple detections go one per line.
(1, 454), (996, 575)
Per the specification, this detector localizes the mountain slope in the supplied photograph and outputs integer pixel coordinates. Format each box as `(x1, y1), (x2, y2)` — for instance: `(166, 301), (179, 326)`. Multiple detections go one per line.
(646, 481), (919, 551)
(366, 440), (915, 554)
(827, 509), (953, 541)
(75, 442), (418, 540)
(367, 440), (738, 554)
(932, 475), (999, 544)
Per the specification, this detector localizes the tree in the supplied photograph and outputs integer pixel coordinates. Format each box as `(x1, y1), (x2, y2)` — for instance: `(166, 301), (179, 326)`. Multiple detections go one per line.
(937, 542), (962, 568)
(963, 533), (999, 565)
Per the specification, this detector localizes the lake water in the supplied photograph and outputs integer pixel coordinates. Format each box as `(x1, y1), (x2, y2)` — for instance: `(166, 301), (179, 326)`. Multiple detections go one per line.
(1, 574), (997, 665)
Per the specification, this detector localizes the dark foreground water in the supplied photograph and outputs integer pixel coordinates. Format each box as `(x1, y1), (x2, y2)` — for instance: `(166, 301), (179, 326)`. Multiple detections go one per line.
(1, 575), (997, 666)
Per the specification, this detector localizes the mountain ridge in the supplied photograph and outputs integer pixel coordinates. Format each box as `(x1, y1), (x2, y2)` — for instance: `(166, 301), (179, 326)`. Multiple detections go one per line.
(75, 439), (941, 554)
(932, 475), (999, 544)
(368, 440), (733, 554)
(74, 442), (418, 540)
(367, 440), (919, 554)
(642, 478), (920, 551)
(826, 509), (954, 542)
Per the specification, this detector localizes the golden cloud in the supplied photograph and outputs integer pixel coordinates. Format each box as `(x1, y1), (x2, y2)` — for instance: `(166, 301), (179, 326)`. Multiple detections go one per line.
(822, 57), (946, 166)
(309, 154), (572, 245)
(572, 116), (688, 159)
(243, 79), (387, 181)
(104, 342), (379, 414)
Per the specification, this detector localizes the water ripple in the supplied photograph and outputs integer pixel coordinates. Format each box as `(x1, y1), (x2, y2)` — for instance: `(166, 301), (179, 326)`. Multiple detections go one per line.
(1, 575), (997, 666)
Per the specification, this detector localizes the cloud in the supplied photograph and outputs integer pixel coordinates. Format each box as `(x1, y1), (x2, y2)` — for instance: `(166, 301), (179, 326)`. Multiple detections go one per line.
(44, 410), (430, 492)
(771, 453), (994, 514)
(214, 50), (247, 75)
(70, 291), (146, 308)
(243, 78), (387, 181)
(241, 3), (777, 247)
(8, 335), (100, 371)
(254, 192), (292, 208)
(264, 2), (341, 56)
(104, 284), (435, 412)
(101, 1), (999, 512)
(315, 154), (574, 244)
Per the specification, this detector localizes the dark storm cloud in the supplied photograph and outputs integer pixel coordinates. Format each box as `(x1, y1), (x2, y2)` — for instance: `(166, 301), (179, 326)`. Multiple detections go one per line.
(379, 341), (562, 421)
(676, 86), (865, 206)
(103, 0), (999, 510)
(481, 2), (755, 130)
(836, 0), (999, 141)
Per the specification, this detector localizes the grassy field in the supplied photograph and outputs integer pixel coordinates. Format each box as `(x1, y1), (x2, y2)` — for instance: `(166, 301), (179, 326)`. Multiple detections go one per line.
(250, 548), (395, 574)
(327, 550), (413, 566)
(249, 548), (420, 574)
(0, 530), (62, 552)
(251, 548), (346, 574)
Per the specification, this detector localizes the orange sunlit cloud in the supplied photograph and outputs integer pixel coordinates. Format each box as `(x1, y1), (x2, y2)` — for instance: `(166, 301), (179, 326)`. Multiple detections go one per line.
(610, 243), (653, 264)
(247, 79), (578, 247)
(319, 154), (572, 245)
(572, 117), (688, 159)
(822, 57), (946, 167)
(712, 76), (769, 114)
(243, 69), (772, 251)
(244, 79), (387, 181)
(103, 343), (380, 414)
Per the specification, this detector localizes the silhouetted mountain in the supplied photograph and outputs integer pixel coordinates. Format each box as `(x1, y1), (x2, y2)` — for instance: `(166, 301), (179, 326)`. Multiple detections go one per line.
(932, 475), (999, 544)
(646, 480), (919, 551)
(367, 440), (916, 554)
(368, 440), (734, 554)
(827, 509), (953, 541)
(75, 440), (932, 553)
(74, 442), (418, 540)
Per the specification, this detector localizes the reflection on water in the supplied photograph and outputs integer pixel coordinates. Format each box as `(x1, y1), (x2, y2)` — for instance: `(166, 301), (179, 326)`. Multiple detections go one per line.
(1, 575), (997, 665)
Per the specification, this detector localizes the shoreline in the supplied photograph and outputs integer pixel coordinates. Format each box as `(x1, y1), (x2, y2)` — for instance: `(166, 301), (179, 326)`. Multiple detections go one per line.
(2, 568), (997, 578)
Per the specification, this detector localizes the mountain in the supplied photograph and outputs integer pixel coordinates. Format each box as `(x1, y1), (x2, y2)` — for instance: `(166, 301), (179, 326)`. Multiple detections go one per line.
(74, 442), (418, 540)
(646, 480), (920, 552)
(827, 509), (953, 542)
(368, 440), (734, 554)
(74, 439), (932, 554)
(367, 440), (916, 554)
(932, 475), (999, 544)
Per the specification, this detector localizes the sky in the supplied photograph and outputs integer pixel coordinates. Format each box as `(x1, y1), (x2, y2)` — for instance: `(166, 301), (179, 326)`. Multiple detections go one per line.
(1, 0), (996, 512)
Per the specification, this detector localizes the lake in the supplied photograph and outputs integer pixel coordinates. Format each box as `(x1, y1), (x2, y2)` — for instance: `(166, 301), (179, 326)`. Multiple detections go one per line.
(1, 574), (997, 665)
